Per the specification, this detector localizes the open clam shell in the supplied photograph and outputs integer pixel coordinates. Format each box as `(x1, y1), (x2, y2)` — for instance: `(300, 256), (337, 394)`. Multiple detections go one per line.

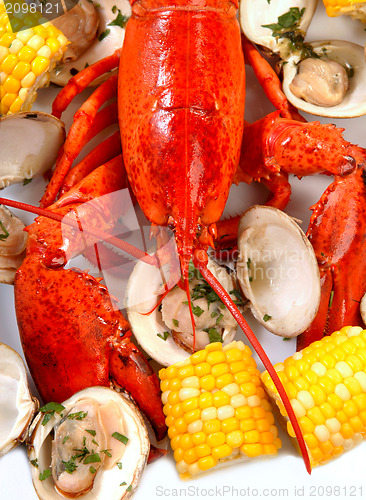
(125, 257), (239, 366)
(50, 0), (131, 86)
(0, 206), (27, 284)
(0, 112), (65, 189)
(236, 206), (321, 337)
(0, 343), (38, 457)
(28, 387), (149, 500)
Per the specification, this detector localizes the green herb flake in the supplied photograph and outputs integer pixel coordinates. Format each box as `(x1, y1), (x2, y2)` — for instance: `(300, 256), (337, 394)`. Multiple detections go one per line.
(108, 8), (129, 28)
(172, 318), (179, 327)
(246, 258), (251, 270)
(211, 311), (218, 318)
(126, 485), (132, 492)
(23, 178), (32, 186)
(89, 466), (96, 474)
(192, 305), (204, 317)
(39, 469), (52, 481)
(283, 337), (291, 341)
(112, 432), (129, 445)
(229, 289), (245, 306)
(30, 458), (38, 468)
(68, 411), (88, 421)
(0, 221), (10, 240)
(84, 453), (101, 464)
(62, 436), (69, 444)
(329, 290), (334, 308)
(120, 482), (127, 486)
(157, 331), (169, 341)
(263, 314), (272, 322)
(117, 462), (123, 469)
(215, 313), (224, 325)
(40, 402), (65, 425)
(204, 327), (223, 343)
(112, 4), (117, 12)
(63, 459), (77, 474)
(92, 439), (99, 446)
(86, 429), (96, 436)
(98, 29), (110, 41)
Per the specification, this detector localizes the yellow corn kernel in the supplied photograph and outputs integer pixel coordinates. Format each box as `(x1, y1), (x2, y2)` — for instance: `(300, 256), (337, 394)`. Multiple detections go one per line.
(188, 420), (203, 434)
(297, 390), (315, 410)
(174, 448), (184, 462)
(327, 393), (344, 411)
(307, 407), (326, 426)
(299, 416), (315, 434)
(184, 449), (198, 464)
(10, 95), (25, 113)
(198, 392), (213, 409)
(349, 416), (363, 433)
(309, 385), (326, 406)
(175, 417), (188, 433)
(170, 378), (182, 391)
(192, 432), (206, 445)
(171, 403), (184, 418)
(217, 405), (235, 420)
(314, 424), (331, 443)
(200, 374), (215, 391)
(170, 435), (181, 451)
(343, 400), (358, 418)
(2, 54), (17, 74)
(212, 362), (229, 378)
(207, 431), (226, 448)
(3, 75), (20, 94)
(230, 361), (248, 374)
(184, 408), (201, 424)
(194, 444), (211, 458)
(216, 373), (235, 389)
(354, 393), (366, 410)
(226, 430), (244, 448)
(304, 433), (319, 449)
(241, 443), (263, 458)
(206, 350), (226, 366)
(340, 423), (354, 440)
(222, 382), (240, 396)
(178, 365), (195, 379)
(231, 394), (247, 408)
(235, 406), (252, 420)
(168, 391), (180, 405)
(179, 388), (200, 401)
(180, 434), (194, 450)
(195, 362), (211, 377)
(198, 456), (217, 471)
(17, 45), (36, 63)
(1, 92), (16, 108)
(212, 443), (233, 460)
(225, 347), (243, 363)
(182, 397), (199, 412)
(201, 406), (217, 421)
(213, 391), (230, 408)
(203, 419), (221, 434)
(221, 417), (239, 434)
(234, 371), (251, 385)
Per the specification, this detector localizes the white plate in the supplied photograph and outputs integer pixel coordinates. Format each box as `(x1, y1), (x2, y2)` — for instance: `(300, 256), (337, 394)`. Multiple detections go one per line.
(1, 3), (366, 499)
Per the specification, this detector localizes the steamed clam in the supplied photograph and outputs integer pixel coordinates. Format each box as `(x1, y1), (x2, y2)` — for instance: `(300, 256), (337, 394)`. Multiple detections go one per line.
(126, 257), (240, 366)
(0, 343), (149, 499)
(51, 0), (131, 86)
(240, 0), (366, 117)
(236, 206), (321, 337)
(0, 111), (65, 188)
(0, 343), (38, 457)
(0, 206), (27, 284)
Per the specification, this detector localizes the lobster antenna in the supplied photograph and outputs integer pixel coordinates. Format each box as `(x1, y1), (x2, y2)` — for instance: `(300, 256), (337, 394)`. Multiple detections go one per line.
(0, 197), (157, 267)
(192, 249), (311, 475)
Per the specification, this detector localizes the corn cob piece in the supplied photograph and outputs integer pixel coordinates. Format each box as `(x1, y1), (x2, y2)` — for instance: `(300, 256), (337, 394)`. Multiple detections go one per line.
(322, 0), (366, 22)
(0, 2), (68, 115)
(262, 326), (366, 468)
(159, 341), (281, 479)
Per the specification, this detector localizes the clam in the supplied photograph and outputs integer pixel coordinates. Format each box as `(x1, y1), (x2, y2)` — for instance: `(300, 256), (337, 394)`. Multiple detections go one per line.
(236, 206), (321, 337)
(28, 387), (149, 500)
(51, 0), (131, 86)
(240, 0), (366, 118)
(125, 257), (240, 366)
(0, 206), (27, 284)
(0, 112), (65, 188)
(0, 343), (38, 457)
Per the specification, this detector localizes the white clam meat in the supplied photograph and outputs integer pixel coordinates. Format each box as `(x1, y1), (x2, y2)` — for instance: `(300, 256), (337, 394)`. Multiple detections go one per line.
(0, 343), (38, 457)
(51, 0), (131, 86)
(126, 257), (239, 366)
(283, 41), (366, 118)
(0, 112), (65, 188)
(28, 387), (149, 500)
(0, 206), (27, 284)
(236, 206), (321, 337)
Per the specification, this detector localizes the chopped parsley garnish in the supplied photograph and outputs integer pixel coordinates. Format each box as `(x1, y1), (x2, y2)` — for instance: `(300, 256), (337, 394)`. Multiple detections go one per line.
(262, 7), (319, 60)
(215, 313), (224, 325)
(23, 178), (32, 186)
(63, 459), (77, 474)
(86, 429), (96, 436)
(157, 331), (169, 341)
(30, 458), (38, 468)
(92, 439), (99, 446)
(246, 258), (251, 270)
(192, 305), (204, 317)
(98, 29), (110, 41)
(101, 449), (112, 458)
(172, 318), (179, 327)
(229, 289), (245, 306)
(0, 221), (9, 240)
(120, 482), (127, 486)
(117, 462), (123, 469)
(73, 446), (90, 462)
(126, 485), (132, 492)
(84, 453), (102, 464)
(211, 311), (218, 318)
(68, 411), (88, 421)
(40, 402), (65, 426)
(204, 327), (223, 343)
(62, 436), (69, 444)
(89, 466), (96, 474)
(108, 8), (129, 28)
(112, 432), (129, 445)
(39, 469), (51, 481)
(263, 314), (272, 322)
(283, 337), (290, 341)
(329, 290), (334, 308)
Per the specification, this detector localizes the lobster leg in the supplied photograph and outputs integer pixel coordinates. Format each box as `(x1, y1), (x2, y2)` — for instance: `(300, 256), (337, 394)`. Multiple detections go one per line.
(41, 75), (118, 208)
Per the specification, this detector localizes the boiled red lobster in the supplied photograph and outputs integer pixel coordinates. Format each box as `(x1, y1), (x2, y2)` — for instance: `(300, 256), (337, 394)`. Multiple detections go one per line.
(1, 0), (366, 474)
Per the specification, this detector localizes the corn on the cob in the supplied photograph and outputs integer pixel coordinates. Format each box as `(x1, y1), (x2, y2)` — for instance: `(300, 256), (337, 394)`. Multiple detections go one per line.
(0, 1), (68, 115)
(322, 0), (366, 22)
(262, 326), (366, 468)
(159, 341), (281, 479)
